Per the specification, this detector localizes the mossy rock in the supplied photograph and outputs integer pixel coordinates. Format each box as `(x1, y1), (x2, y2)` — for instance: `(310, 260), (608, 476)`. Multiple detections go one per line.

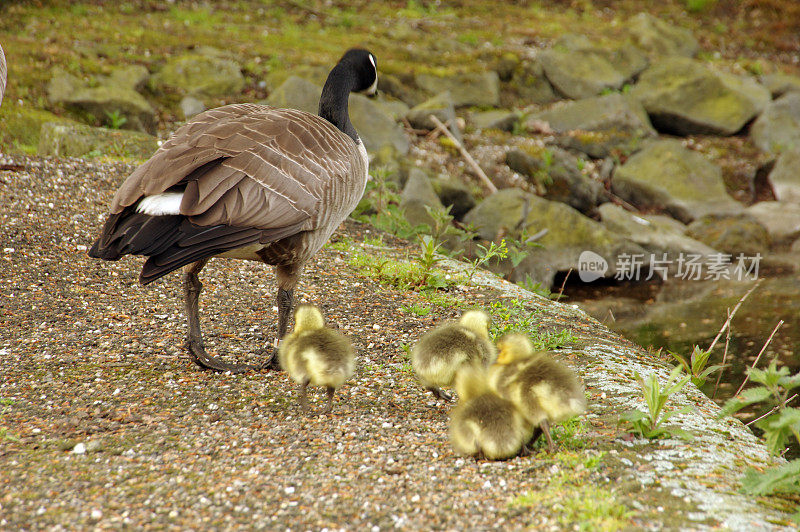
(744, 201), (800, 244)
(0, 105), (76, 153)
(47, 67), (157, 134)
(612, 139), (740, 223)
(750, 92), (800, 154)
(405, 91), (461, 143)
(505, 147), (602, 215)
(38, 122), (157, 159)
(686, 213), (770, 255)
(415, 71), (500, 107)
(599, 203), (718, 261)
(767, 147), (800, 202)
(463, 188), (642, 286)
(631, 57), (767, 136)
(149, 53), (244, 98)
(625, 13), (698, 58)
(469, 109), (518, 132)
(539, 49), (625, 100)
(502, 59), (559, 106)
(760, 72), (800, 98)
(528, 93), (655, 158)
(400, 168), (445, 228)
(430, 177), (476, 220)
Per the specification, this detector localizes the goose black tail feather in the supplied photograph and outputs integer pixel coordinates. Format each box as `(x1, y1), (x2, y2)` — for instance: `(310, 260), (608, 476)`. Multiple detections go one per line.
(89, 208), (308, 285)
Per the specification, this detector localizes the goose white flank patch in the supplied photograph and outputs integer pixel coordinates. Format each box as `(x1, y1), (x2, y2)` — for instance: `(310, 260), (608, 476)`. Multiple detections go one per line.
(88, 48), (379, 374)
(136, 193), (184, 216)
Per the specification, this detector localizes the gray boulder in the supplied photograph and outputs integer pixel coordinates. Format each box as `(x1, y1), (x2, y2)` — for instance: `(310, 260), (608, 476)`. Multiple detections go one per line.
(415, 71), (500, 107)
(401, 168), (445, 229)
(505, 147), (603, 215)
(431, 177), (476, 220)
(599, 203), (720, 263)
(180, 96), (205, 120)
(760, 72), (800, 98)
(266, 76), (409, 155)
(374, 97), (410, 121)
(612, 139), (740, 223)
(38, 122), (157, 159)
(527, 93), (656, 158)
(686, 213), (771, 255)
(405, 91), (461, 143)
(47, 68), (157, 134)
(625, 13), (699, 58)
(750, 92), (800, 154)
(631, 57), (769, 136)
(502, 58), (559, 106)
(539, 49), (625, 100)
(463, 188), (643, 286)
(106, 65), (149, 92)
(551, 34), (649, 82)
(470, 110), (519, 132)
(744, 201), (800, 243)
(149, 52), (244, 98)
(766, 147), (800, 202)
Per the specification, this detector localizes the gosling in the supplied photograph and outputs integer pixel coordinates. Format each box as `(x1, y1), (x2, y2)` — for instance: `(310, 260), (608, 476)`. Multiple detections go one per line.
(278, 304), (355, 415)
(449, 367), (533, 460)
(489, 333), (586, 453)
(410, 310), (496, 401)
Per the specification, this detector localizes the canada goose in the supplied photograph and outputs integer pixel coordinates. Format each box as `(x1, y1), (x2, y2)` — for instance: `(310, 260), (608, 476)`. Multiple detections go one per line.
(489, 333), (586, 453)
(278, 304), (355, 414)
(410, 310), (496, 401)
(449, 366), (532, 460)
(88, 49), (378, 373)
(0, 44), (6, 107)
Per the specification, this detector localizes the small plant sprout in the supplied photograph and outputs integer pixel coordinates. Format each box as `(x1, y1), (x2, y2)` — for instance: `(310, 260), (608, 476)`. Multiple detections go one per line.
(720, 361), (800, 456)
(671, 346), (727, 388)
(466, 239), (508, 283)
(719, 360), (800, 500)
(105, 109), (128, 129)
(619, 366), (694, 440)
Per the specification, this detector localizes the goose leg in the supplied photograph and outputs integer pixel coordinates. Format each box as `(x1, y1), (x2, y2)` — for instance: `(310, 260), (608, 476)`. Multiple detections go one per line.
(183, 260), (260, 373)
(260, 287), (294, 370)
(299, 378), (310, 414)
(540, 419), (555, 453)
(323, 386), (336, 414)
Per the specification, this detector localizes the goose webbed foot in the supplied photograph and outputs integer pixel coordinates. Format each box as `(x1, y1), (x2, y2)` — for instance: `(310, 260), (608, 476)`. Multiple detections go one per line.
(255, 345), (281, 371)
(427, 386), (453, 402)
(184, 337), (262, 374)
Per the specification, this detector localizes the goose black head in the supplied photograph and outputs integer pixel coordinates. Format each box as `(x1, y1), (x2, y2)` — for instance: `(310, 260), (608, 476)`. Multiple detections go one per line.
(339, 48), (377, 96)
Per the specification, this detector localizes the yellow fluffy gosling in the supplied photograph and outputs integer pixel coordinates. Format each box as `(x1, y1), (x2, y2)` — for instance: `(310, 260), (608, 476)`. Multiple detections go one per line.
(411, 310), (496, 401)
(489, 333), (586, 453)
(278, 304), (355, 414)
(449, 367), (533, 460)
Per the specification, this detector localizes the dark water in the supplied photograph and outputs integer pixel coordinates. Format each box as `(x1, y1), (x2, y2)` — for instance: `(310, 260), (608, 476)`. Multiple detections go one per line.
(566, 272), (800, 452)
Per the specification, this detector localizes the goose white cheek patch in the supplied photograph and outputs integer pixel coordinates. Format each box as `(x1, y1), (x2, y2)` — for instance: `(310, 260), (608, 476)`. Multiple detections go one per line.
(136, 192), (184, 215)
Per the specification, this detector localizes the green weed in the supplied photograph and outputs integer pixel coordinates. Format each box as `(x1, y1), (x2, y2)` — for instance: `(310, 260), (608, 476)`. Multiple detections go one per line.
(618, 366), (694, 440)
(671, 345), (726, 388)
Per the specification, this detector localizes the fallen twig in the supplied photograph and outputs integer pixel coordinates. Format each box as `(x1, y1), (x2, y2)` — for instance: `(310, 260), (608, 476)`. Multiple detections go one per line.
(708, 279), (763, 353)
(428, 114), (498, 194)
(734, 320), (784, 397)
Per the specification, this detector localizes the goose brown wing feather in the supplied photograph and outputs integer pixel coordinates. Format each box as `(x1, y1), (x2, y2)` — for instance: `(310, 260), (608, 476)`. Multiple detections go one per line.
(109, 104), (358, 234)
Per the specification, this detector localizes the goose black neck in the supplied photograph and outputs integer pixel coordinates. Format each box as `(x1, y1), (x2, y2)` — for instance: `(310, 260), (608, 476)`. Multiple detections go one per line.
(319, 62), (359, 143)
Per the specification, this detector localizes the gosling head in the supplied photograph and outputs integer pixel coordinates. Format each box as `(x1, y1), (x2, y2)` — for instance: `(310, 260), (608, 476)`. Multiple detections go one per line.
(458, 310), (491, 339)
(292, 304), (325, 333)
(495, 333), (535, 365)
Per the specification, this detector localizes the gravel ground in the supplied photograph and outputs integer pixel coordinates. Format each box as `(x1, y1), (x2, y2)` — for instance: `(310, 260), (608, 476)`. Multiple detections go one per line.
(0, 154), (791, 530)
